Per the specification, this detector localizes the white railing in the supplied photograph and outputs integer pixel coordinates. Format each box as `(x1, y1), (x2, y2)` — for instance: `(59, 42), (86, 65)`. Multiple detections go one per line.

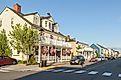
(41, 36), (71, 48)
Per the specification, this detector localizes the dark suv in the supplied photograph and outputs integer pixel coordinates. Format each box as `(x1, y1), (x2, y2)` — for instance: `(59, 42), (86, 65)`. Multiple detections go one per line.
(70, 55), (85, 65)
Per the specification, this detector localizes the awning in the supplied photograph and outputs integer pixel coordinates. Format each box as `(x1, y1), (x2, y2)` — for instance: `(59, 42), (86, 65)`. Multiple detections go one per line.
(83, 47), (93, 52)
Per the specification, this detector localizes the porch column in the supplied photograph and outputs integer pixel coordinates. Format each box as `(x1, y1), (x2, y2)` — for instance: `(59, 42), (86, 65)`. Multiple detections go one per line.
(47, 46), (49, 61)
(60, 48), (63, 62)
(54, 47), (57, 62)
(66, 49), (68, 61)
(38, 44), (41, 63)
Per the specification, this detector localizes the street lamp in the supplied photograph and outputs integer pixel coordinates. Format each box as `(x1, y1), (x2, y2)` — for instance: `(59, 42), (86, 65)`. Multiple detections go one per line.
(39, 28), (44, 67)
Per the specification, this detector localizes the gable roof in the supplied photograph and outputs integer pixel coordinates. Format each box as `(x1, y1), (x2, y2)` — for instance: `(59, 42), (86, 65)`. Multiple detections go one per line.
(7, 7), (36, 26)
(22, 12), (38, 16)
(97, 44), (108, 50)
(76, 41), (89, 46)
(0, 7), (66, 37)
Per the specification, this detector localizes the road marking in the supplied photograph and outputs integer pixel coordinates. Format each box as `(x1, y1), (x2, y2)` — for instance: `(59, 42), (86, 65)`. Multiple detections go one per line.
(63, 70), (75, 73)
(118, 74), (121, 78)
(74, 70), (86, 74)
(88, 71), (98, 75)
(1, 68), (14, 71)
(102, 72), (112, 76)
(52, 69), (64, 72)
(0, 69), (10, 73)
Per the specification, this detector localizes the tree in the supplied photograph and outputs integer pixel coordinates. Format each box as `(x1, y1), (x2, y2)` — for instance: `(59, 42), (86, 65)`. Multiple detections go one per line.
(0, 29), (11, 56)
(76, 45), (82, 50)
(9, 24), (39, 65)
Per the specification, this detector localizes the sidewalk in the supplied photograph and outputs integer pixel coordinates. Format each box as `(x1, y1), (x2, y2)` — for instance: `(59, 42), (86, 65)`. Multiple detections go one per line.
(0, 60), (96, 72)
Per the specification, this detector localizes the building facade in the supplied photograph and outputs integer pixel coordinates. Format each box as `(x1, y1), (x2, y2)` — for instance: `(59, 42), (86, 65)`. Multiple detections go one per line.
(69, 39), (94, 60)
(0, 3), (72, 63)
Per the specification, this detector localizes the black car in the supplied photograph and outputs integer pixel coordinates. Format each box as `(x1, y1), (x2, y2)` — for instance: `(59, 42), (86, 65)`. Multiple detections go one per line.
(70, 55), (85, 65)
(106, 56), (115, 60)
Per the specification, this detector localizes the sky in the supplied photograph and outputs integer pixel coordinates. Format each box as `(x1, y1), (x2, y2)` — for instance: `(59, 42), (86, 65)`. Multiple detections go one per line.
(0, 0), (121, 48)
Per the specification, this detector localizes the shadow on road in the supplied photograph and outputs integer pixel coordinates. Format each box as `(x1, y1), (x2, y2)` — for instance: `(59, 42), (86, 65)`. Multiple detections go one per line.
(15, 60), (108, 80)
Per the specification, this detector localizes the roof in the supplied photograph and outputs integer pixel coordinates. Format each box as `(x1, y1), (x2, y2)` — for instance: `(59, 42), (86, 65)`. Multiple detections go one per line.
(97, 44), (108, 50)
(22, 12), (38, 16)
(41, 16), (51, 19)
(7, 7), (35, 27)
(1, 7), (66, 37)
(76, 41), (89, 46)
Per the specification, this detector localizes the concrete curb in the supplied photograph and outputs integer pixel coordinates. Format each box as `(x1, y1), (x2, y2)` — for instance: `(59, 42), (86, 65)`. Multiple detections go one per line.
(40, 64), (64, 71)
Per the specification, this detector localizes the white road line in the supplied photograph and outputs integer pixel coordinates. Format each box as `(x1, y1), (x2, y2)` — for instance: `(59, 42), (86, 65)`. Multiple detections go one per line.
(52, 69), (64, 72)
(88, 71), (98, 75)
(74, 70), (86, 74)
(1, 68), (14, 71)
(102, 72), (112, 76)
(63, 70), (75, 73)
(118, 74), (121, 78)
(0, 69), (10, 73)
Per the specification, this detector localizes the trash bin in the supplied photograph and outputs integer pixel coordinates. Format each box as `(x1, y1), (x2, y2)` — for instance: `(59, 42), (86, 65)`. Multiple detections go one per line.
(41, 60), (47, 67)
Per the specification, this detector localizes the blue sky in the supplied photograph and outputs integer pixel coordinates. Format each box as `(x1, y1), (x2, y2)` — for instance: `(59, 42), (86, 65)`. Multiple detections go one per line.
(0, 0), (121, 48)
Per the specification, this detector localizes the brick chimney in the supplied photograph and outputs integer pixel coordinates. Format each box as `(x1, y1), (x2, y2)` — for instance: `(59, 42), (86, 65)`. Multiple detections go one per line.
(13, 3), (21, 13)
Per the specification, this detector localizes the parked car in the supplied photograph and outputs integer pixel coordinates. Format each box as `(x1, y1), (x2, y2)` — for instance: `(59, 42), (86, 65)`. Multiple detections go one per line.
(70, 55), (85, 65)
(0, 56), (17, 66)
(106, 56), (115, 60)
(89, 57), (98, 62)
(97, 56), (106, 61)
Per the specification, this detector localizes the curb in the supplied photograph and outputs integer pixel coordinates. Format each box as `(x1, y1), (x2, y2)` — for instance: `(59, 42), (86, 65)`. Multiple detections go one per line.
(40, 64), (64, 71)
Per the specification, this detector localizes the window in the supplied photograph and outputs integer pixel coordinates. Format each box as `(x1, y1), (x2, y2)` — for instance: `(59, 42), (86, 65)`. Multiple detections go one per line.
(0, 20), (2, 27)
(52, 26), (54, 32)
(49, 22), (51, 29)
(50, 35), (53, 39)
(45, 21), (47, 27)
(17, 51), (20, 54)
(34, 17), (38, 24)
(11, 18), (14, 25)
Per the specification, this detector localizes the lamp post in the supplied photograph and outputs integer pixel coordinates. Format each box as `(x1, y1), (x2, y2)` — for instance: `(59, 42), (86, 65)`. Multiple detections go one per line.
(39, 28), (44, 67)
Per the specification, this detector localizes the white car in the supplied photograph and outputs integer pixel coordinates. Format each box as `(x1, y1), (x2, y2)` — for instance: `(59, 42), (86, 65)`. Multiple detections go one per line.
(97, 57), (105, 61)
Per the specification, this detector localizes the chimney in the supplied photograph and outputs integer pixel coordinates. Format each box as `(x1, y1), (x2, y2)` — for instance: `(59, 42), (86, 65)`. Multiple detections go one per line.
(13, 3), (21, 13)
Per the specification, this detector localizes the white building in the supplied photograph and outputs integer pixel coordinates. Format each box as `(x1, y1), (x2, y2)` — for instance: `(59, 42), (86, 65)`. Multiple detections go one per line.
(0, 3), (72, 63)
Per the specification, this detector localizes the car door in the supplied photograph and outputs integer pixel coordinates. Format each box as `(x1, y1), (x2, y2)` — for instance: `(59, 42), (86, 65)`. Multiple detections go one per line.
(3, 56), (12, 65)
(0, 56), (4, 66)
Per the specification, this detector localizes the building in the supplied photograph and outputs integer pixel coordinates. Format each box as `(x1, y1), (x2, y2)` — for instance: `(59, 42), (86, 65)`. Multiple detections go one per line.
(0, 3), (72, 63)
(96, 44), (109, 57)
(68, 37), (94, 60)
(90, 44), (107, 57)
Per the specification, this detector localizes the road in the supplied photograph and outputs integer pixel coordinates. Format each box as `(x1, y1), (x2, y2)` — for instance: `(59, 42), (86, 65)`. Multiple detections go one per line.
(1, 58), (121, 80)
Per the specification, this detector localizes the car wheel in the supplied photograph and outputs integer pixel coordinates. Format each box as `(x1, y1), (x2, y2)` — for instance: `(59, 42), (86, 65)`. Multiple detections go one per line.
(78, 61), (82, 65)
(70, 62), (73, 65)
(12, 61), (17, 65)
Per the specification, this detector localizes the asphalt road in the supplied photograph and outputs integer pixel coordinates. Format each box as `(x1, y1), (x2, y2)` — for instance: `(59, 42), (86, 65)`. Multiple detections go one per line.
(1, 58), (121, 80)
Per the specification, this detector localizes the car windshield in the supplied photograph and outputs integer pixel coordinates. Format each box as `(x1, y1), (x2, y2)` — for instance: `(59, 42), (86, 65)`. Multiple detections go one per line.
(72, 56), (84, 60)
(72, 56), (78, 60)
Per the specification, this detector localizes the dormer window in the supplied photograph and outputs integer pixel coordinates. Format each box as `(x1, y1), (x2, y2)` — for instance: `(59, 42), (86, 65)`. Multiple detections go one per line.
(52, 26), (54, 32)
(45, 21), (47, 27)
(0, 20), (2, 27)
(49, 22), (51, 30)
